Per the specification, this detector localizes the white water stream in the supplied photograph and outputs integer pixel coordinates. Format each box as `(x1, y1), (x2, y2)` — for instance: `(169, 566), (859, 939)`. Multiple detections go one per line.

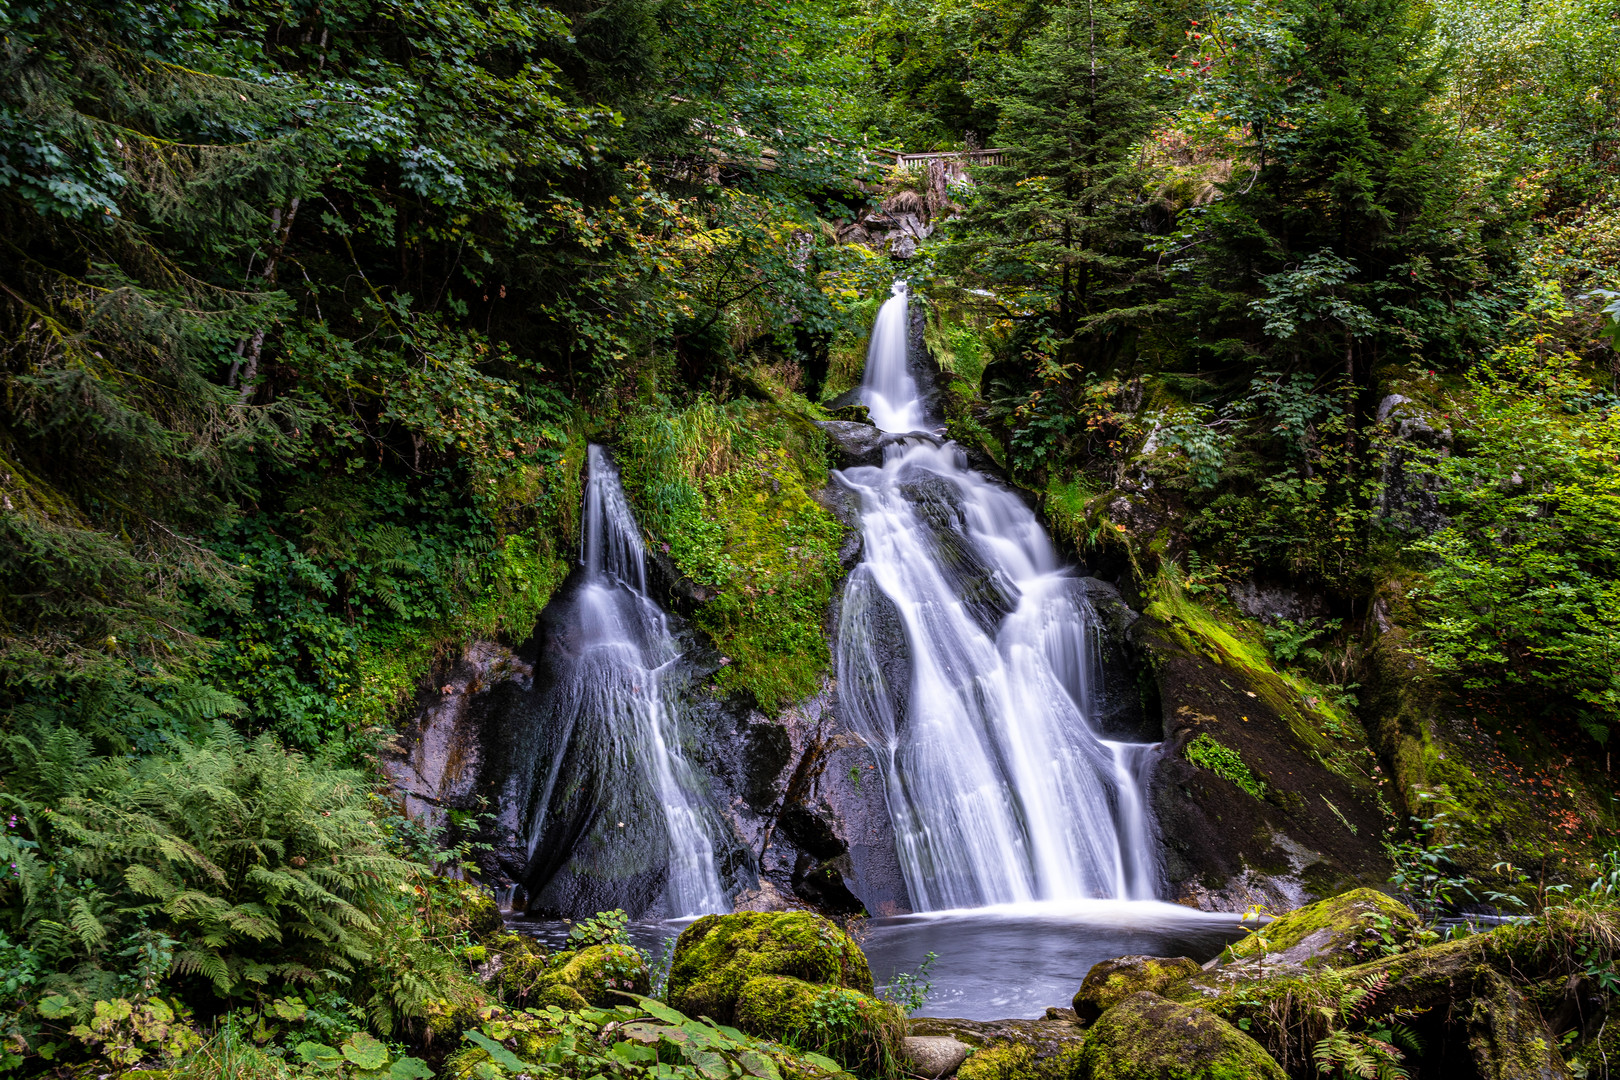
(525, 445), (726, 916)
(838, 283), (1161, 910)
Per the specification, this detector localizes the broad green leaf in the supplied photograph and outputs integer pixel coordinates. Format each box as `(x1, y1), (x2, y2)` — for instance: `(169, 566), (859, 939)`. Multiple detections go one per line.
(737, 1050), (781, 1080)
(463, 1029), (528, 1073)
(343, 1032), (390, 1070)
(390, 1055), (436, 1079)
(296, 1041), (345, 1070)
(36, 995), (74, 1020)
(272, 997), (309, 1021)
(801, 1051), (843, 1074)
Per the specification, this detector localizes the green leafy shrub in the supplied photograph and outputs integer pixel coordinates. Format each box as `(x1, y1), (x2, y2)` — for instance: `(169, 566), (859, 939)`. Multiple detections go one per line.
(0, 722), (480, 1070)
(1184, 733), (1266, 801)
(447, 994), (853, 1080)
(1409, 335), (1620, 744)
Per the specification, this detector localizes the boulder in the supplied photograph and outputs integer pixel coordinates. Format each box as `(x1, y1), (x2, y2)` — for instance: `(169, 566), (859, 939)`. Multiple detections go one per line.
(734, 974), (903, 1075)
(1072, 956), (1201, 1023)
(1218, 888), (1419, 972)
(908, 1015), (1086, 1069)
(817, 419), (887, 467)
(480, 936), (649, 1010)
(550, 943), (651, 1006)
(902, 1035), (973, 1079)
(666, 912), (873, 1024)
(1075, 992), (1286, 1080)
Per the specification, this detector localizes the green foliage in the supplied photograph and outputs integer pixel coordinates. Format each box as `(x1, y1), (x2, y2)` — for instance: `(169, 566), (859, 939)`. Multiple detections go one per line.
(1408, 319), (1620, 745)
(1382, 809), (1482, 924)
(1185, 733), (1266, 801)
(0, 722), (481, 1073)
(448, 994), (852, 1080)
(567, 910), (633, 950)
(879, 952), (936, 1016)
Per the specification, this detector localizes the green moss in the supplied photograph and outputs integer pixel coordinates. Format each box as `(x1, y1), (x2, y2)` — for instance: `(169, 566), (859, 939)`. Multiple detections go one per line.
(616, 400), (845, 711)
(552, 943), (651, 1006)
(959, 1044), (1034, 1080)
(1072, 956), (1201, 1023)
(485, 936), (648, 1010)
(665, 912), (874, 1024)
(1184, 734), (1266, 801)
(1075, 993), (1285, 1080)
(733, 974), (902, 1076)
(1223, 889), (1417, 968)
(1144, 569), (1373, 781)
(820, 294), (882, 404)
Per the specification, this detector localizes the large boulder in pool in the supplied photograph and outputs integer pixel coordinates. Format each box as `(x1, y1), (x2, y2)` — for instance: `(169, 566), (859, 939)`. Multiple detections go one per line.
(1075, 992), (1285, 1080)
(666, 912), (873, 1023)
(1218, 888), (1419, 972)
(734, 974), (903, 1075)
(1072, 956), (1201, 1023)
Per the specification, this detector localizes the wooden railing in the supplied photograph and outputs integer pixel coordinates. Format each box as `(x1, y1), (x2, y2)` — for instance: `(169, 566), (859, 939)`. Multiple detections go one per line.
(874, 148), (1009, 172)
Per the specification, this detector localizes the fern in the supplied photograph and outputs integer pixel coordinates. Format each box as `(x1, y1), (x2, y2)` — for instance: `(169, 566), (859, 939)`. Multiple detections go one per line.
(0, 720), (456, 1030)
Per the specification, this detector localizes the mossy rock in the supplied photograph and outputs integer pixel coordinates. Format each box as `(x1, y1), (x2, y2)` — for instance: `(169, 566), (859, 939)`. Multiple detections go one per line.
(486, 933), (554, 1005)
(550, 943), (651, 1006)
(1076, 993), (1285, 1080)
(1072, 956), (1201, 1023)
(484, 935), (648, 1009)
(667, 912), (874, 1023)
(1222, 888), (1418, 971)
(957, 1042), (1084, 1080)
(734, 974), (902, 1075)
(457, 886), (507, 940)
(959, 1044), (1037, 1080)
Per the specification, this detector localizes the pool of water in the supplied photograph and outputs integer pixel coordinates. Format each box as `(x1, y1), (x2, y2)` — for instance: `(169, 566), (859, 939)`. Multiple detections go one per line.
(858, 900), (1247, 1020)
(512, 900), (1249, 1022)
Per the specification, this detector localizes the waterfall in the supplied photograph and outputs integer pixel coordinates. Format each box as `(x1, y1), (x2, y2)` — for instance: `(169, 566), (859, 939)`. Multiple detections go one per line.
(520, 445), (727, 917)
(840, 286), (1160, 911)
(860, 282), (928, 433)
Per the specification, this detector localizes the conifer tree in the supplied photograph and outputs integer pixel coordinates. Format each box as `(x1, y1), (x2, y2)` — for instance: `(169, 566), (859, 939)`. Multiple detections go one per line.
(948, 0), (1167, 342)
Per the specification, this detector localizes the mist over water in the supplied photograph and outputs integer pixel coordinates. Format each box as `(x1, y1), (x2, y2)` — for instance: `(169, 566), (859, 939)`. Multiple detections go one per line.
(844, 284), (1162, 911)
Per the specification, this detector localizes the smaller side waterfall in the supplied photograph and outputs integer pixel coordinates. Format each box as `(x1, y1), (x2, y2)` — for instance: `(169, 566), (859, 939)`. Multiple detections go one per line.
(860, 282), (928, 433)
(518, 445), (727, 917)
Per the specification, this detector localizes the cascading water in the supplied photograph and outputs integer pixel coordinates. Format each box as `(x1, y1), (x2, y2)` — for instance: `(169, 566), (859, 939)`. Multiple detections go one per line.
(518, 445), (727, 917)
(838, 284), (1160, 911)
(861, 282), (929, 433)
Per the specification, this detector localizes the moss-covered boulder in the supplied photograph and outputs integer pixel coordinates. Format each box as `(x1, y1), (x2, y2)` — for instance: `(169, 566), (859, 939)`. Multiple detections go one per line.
(483, 935), (648, 1009)
(1072, 956), (1201, 1023)
(958, 1042), (1085, 1080)
(1075, 992), (1285, 1080)
(667, 912), (873, 1023)
(1220, 888), (1418, 971)
(551, 943), (651, 1005)
(734, 974), (902, 1075)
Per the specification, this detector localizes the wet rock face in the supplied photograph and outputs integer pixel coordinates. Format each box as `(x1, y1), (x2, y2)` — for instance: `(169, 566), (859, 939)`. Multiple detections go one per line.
(1074, 579), (1153, 742)
(1135, 610), (1391, 913)
(1376, 393), (1452, 537)
(388, 569), (912, 919)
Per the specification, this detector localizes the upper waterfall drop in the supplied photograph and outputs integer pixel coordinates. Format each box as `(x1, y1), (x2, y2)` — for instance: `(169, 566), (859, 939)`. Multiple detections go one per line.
(517, 445), (728, 918)
(837, 285), (1160, 911)
(860, 281), (930, 433)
